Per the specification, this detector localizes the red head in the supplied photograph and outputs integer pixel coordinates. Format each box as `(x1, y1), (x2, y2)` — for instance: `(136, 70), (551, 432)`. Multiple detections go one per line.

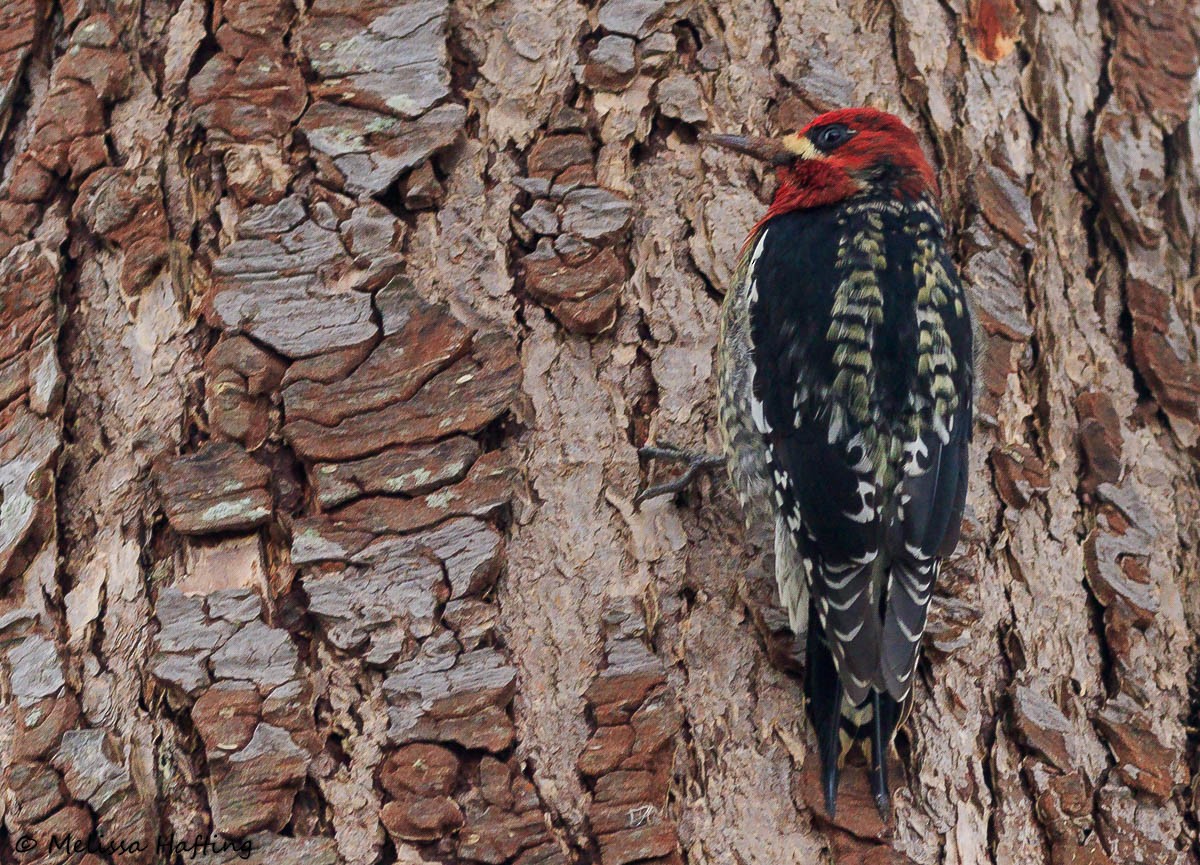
(706, 108), (938, 227)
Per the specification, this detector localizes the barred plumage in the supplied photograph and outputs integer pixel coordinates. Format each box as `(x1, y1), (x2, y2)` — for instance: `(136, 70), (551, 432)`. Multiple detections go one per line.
(711, 108), (974, 818)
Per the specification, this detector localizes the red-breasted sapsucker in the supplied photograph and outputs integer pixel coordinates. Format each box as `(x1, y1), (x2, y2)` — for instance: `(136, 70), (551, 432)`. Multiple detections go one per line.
(710, 108), (974, 818)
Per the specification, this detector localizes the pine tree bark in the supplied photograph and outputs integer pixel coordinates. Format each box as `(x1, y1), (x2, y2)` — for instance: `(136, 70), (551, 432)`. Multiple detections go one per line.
(1, 1), (1199, 864)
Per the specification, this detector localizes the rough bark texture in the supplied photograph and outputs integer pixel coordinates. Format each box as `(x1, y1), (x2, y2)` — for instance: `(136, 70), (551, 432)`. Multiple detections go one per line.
(1, 0), (1198, 863)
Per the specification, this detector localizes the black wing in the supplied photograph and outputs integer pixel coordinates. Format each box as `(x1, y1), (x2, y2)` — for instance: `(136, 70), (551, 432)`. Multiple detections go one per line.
(747, 205), (890, 704)
(879, 237), (973, 699)
(747, 202), (973, 705)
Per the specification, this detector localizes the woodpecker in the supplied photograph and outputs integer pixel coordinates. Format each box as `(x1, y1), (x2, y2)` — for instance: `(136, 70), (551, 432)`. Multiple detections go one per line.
(709, 108), (974, 818)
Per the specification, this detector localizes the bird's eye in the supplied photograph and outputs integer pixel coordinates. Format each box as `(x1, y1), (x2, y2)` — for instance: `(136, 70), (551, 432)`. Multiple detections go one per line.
(813, 124), (853, 151)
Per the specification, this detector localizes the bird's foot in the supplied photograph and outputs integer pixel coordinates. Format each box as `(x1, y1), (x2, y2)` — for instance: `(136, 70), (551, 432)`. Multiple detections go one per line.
(635, 443), (724, 505)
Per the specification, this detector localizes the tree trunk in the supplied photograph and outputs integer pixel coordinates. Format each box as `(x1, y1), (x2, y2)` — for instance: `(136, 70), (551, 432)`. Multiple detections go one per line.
(1, 0), (1198, 863)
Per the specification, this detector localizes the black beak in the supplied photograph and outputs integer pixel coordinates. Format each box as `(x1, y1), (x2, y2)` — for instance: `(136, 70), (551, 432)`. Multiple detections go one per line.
(701, 133), (794, 165)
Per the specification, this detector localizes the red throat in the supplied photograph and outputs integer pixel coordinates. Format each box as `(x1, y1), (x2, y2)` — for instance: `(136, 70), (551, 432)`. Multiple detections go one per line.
(763, 161), (862, 222)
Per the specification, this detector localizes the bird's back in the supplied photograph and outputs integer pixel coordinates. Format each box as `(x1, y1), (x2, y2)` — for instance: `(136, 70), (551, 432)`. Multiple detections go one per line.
(717, 191), (974, 815)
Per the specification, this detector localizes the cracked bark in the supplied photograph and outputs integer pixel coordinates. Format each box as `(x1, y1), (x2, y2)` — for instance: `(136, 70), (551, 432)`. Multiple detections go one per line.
(1, 0), (1198, 864)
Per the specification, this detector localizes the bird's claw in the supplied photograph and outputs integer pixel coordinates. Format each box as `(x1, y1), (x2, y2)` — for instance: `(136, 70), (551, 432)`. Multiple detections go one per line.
(634, 444), (724, 505)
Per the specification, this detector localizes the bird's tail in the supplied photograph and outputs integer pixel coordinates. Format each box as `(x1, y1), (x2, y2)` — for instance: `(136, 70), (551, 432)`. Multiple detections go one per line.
(804, 612), (906, 820)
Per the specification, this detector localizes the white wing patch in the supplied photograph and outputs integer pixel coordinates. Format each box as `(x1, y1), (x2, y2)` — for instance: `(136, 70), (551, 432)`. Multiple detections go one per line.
(843, 479), (877, 523)
(834, 620), (864, 642)
(899, 575), (930, 606)
(752, 397), (773, 434)
(902, 436), (930, 475)
(845, 432), (872, 473)
(827, 587), (866, 612)
(745, 230), (772, 435)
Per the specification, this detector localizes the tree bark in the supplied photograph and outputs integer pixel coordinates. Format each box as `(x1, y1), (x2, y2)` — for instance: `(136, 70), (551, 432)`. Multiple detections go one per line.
(1, 0), (1199, 863)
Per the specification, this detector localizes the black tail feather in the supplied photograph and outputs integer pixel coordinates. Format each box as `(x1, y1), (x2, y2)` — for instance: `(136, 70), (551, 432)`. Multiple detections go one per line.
(805, 605), (905, 821)
(869, 690), (893, 820)
(805, 617), (844, 818)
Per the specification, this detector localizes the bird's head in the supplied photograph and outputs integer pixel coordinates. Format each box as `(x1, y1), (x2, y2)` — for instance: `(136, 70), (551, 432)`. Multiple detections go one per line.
(706, 108), (938, 222)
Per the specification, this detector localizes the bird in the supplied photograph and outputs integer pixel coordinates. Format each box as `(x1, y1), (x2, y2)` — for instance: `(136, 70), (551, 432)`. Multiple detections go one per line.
(706, 108), (975, 819)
